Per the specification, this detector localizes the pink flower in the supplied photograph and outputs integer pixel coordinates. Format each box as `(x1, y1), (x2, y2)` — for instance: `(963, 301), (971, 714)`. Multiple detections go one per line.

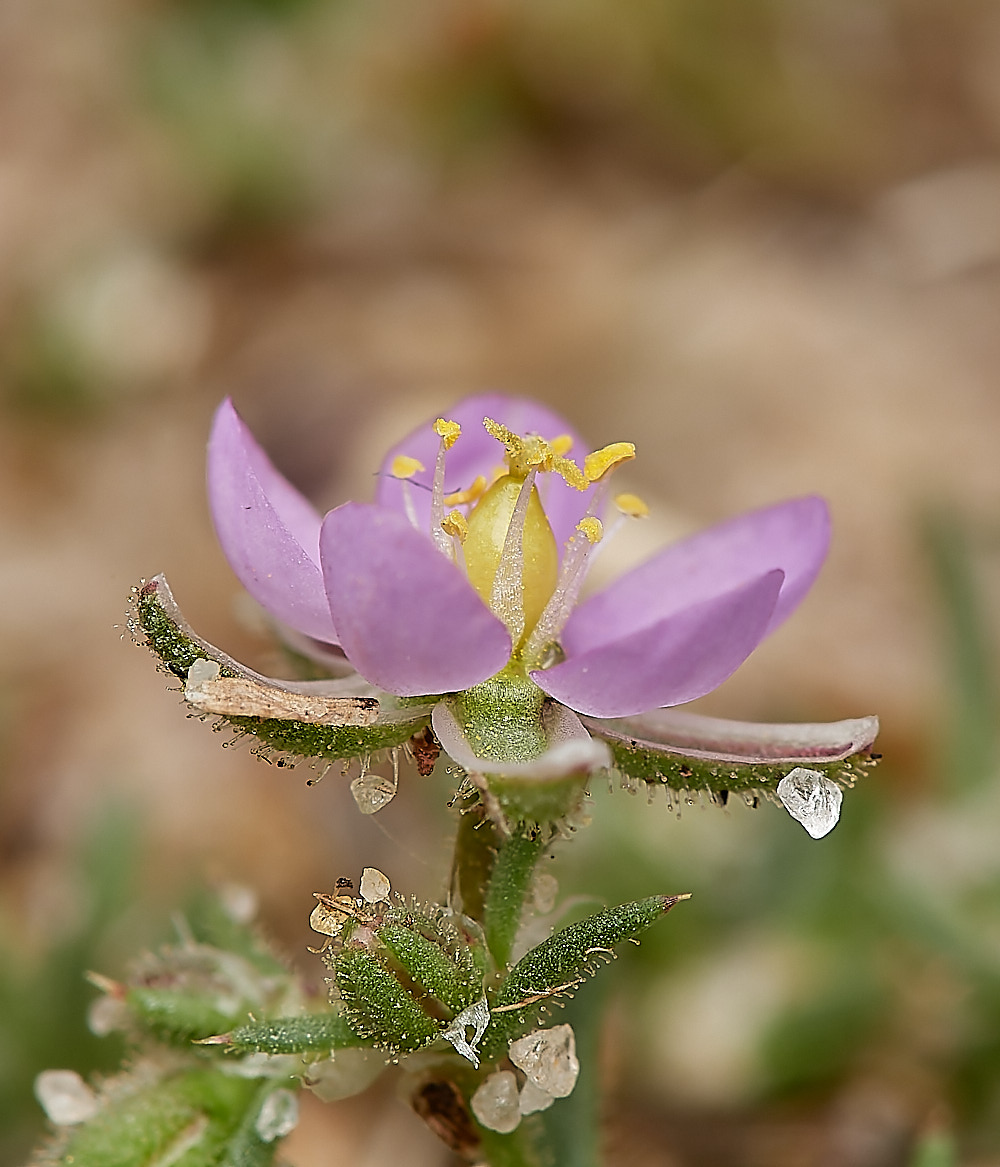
(205, 393), (878, 829)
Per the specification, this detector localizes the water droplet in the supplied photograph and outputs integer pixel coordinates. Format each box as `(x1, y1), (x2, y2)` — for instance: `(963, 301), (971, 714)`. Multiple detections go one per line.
(359, 867), (391, 903)
(470, 1071), (520, 1133)
(255, 1088), (298, 1142)
(34, 1070), (100, 1125)
(777, 767), (843, 839)
(350, 770), (397, 814)
(508, 1023), (579, 1098)
(518, 1078), (555, 1115)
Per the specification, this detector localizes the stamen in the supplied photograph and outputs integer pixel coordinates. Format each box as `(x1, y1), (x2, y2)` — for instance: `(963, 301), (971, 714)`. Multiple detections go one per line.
(614, 492), (649, 518)
(551, 455), (588, 491)
(522, 482), (612, 666)
(584, 442), (635, 483)
(390, 455), (425, 479)
(490, 469), (537, 646)
(441, 510), (469, 543)
(483, 416), (587, 490)
(434, 418), (462, 449)
(576, 517), (604, 544)
(444, 475), (487, 507)
(391, 455), (425, 531)
(550, 434), (574, 456)
(594, 491), (651, 564)
(429, 419), (461, 557)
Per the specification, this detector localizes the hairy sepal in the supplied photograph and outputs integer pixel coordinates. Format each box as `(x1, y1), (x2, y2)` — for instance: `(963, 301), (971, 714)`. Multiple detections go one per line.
(584, 710), (879, 803)
(130, 576), (431, 762)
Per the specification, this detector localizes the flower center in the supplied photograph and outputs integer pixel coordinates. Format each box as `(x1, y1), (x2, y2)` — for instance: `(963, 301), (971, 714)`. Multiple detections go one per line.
(396, 414), (642, 666)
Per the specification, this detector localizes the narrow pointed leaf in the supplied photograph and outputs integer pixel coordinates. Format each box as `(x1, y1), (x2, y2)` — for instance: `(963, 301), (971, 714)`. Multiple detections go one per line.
(483, 896), (685, 1058)
(223, 1012), (371, 1055)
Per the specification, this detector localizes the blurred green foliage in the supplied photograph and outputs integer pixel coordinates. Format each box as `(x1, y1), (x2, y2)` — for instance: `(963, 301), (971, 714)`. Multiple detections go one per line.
(0, 805), (138, 1165)
(554, 505), (1000, 1160)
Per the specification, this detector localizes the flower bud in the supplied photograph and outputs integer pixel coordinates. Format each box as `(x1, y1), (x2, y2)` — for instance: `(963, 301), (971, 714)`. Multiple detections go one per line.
(324, 899), (488, 1058)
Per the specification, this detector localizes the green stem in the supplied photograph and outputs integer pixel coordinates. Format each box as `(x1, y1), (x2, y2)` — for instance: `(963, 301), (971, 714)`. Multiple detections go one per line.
(452, 804), (502, 923)
(483, 828), (546, 969)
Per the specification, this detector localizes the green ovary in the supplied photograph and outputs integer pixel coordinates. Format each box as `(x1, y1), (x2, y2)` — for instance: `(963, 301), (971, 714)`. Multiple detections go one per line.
(463, 475), (558, 644)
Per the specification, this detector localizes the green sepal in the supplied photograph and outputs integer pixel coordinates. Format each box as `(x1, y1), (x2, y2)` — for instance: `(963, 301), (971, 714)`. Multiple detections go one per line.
(225, 1011), (371, 1055)
(483, 895), (685, 1058)
(39, 1070), (286, 1167)
(378, 919), (481, 1017)
(130, 575), (430, 763)
(334, 945), (442, 1052)
(126, 987), (240, 1045)
(593, 731), (877, 803)
(440, 673), (595, 826)
(484, 772), (590, 829)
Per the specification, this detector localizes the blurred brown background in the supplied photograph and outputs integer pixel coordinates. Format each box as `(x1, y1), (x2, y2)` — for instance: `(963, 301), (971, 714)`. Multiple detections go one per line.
(2, 1), (1000, 1164)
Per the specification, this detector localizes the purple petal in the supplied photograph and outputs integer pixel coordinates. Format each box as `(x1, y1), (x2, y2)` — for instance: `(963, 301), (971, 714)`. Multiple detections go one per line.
(564, 496), (830, 655)
(375, 393), (596, 549)
(532, 570), (784, 717)
(582, 708), (880, 764)
(207, 399), (339, 644)
(320, 502), (511, 696)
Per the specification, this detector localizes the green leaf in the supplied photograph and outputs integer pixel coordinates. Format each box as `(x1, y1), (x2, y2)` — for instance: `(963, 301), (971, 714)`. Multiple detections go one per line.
(42, 1070), (283, 1167)
(224, 1011), (370, 1055)
(484, 895), (686, 1057)
(483, 828), (547, 969)
(126, 987), (238, 1046)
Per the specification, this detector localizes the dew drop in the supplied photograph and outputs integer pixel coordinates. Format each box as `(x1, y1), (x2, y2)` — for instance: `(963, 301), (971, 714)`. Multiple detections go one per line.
(34, 1070), (100, 1125)
(777, 767), (843, 839)
(518, 1078), (555, 1115)
(255, 1088), (299, 1141)
(350, 770), (397, 814)
(471, 1070), (521, 1133)
(508, 1023), (579, 1098)
(359, 867), (391, 903)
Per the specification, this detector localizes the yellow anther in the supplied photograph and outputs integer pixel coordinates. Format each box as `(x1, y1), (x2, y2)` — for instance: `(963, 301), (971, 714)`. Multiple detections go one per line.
(441, 510), (469, 542)
(483, 416), (586, 486)
(576, 516), (604, 544)
(434, 418), (462, 449)
(391, 455), (425, 479)
(444, 475), (487, 508)
(614, 492), (650, 518)
(483, 417), (518, 449)
(584, 442), (636, 483)
(550, 433), (574, 456)
(552, 455), (588, 491)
